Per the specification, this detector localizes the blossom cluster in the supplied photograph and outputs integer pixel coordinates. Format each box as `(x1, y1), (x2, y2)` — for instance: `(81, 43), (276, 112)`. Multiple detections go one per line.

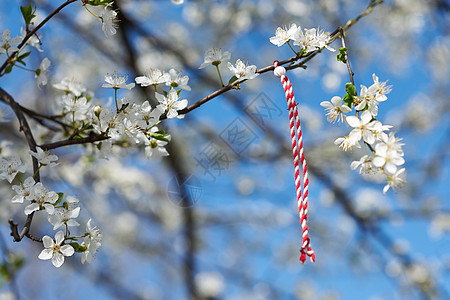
(270, 24), (335, 53)
(51, 68), (189, 159)
(0, 151), (102, 267)
(198, 48), (259, 83)
(320, 74), (406, 194)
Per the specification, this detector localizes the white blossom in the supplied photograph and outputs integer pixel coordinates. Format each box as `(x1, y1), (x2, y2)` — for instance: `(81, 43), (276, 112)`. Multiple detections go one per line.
(135, 69), (170, 87)
(53, 78), (86, 97)
(0, 29), (22, 54)
(372, 121), (393, 141)
(383, 168), (406, 194)
(293, 27), (335, 53)
(315, 27), (336, 52)
(165, 69), (191, 91)
(320, 96), (351, 123)
(370, 74), (392, 102)
(36, 57), (50, 87)
(38, 231), (74, 268)
(11, 176), (35, 203)
(198, 48), (231, 69)
(373, 132), (405, 175)
(62, 95), (91, 122)
(0, 155), (27, 183)
(99, 6), (118, 38)
(350, 155), (380, 175)
(81, 219), (102, 264)
(29, 147), (58, 167)
(334, 135), (360, 151)
(355, 74), (391, 116)
(373, 144), (405, 174)
(24, 182), (58, 215)
(48, 196), (80, 230)
(92, 108), (124, 138)
(227, 59), (259, 81)
(123, 118), (140, 142)
(269, 24), (298, 47)
(138, 128), (170, 159)
(102, 71), (135, 90)
(155, 89), (188, 119)
(137, 101), (162, 128)
(346, 111), (379, 145)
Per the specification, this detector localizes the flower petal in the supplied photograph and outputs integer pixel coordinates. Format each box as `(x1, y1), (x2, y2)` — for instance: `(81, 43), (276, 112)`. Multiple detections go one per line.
(330, 96), (342, 106)
(55, 231), (65, 245)
(42, 236), (54, 249)
(385, 163), (397, 175)
(383, 183), (390, 195)
(345, 116), (360, 128)
(61, 245), (75, 257)
(52, 252), (64, 268)
(373, 156), (385, 167)
(38, 249), (53, 260)
(24, 203), (39, 215)
(174, 99), (188, 110)
(360, 111), (372, 124)
(320, 101), (332, 109)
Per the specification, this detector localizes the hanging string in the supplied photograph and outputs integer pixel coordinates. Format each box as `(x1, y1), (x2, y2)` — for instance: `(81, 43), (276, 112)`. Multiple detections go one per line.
(273, 61), (315, 264)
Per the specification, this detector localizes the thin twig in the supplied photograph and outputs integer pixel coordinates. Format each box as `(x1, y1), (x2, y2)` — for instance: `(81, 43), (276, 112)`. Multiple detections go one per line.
(343, 0), (384, 32)
(40, 133), (110, 151)
(339, 27), (355, 86)
(19, 104), (69, 129)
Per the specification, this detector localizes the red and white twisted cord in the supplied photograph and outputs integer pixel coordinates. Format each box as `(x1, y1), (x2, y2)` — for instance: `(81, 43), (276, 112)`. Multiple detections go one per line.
(273, 61), (315, 264)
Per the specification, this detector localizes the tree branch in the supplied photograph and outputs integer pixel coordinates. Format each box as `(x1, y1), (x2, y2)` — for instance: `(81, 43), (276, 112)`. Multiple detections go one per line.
(0, 87), (40, 242)
(40, 133), (110, 151)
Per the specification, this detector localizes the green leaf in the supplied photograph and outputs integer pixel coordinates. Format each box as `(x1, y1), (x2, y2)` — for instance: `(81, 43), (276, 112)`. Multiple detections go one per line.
(17, 52), (31, 60)
(4, 64), (13, 74)
(54, 192), (64, 206)
(0, 263), (9, 279)
(337, 47), (348, 63)
(153, 135), (170, 143)
(149, 131), (170, 143)
(227, 75), (238, 85)
(68, 242), (86, 253)
(20, 3), (36, 26)
(87, 0), (111, 6)
(153, 130), (166, 135)
(342, 93), (353, 107)
(16, 51), (31, 66)
(345, 82), (356, 97)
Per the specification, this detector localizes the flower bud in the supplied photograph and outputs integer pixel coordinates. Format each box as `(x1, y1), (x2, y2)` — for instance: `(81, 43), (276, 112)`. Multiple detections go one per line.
(93, 105), (102, 118)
